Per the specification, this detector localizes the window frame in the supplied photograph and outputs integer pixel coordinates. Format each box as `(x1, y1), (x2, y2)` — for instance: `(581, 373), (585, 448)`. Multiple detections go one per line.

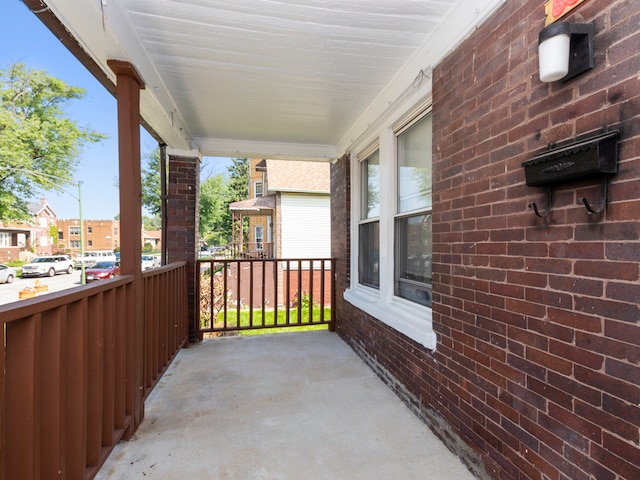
(344, 101), (436, 350)
(254, 181), (263, 197)
(393, 113), (433, 307)
(358, 144), (381, 290)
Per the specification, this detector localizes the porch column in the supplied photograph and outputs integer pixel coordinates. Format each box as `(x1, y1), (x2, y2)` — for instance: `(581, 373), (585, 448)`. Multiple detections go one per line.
(107, 59), (145, 434)
(330, 153), (350, 333)
(166, 149), (201, 343)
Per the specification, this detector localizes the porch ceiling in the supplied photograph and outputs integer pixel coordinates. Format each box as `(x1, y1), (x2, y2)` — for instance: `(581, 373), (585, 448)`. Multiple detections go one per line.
(29, 0), (501, 160)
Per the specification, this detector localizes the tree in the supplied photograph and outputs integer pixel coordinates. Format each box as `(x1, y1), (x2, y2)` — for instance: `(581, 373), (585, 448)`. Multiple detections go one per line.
(139, 155), (248, 245)
(199, 174), (228, 245)
(221, 158), (249, 243)
(141, 147), (163, 215)
(143, 214), (162, 231)
(0, 62), (105, 222)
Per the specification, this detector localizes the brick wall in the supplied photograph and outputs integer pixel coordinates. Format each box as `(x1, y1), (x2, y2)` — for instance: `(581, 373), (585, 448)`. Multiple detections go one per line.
(334, 1), (639, 479)
(167, 154), (201, 342)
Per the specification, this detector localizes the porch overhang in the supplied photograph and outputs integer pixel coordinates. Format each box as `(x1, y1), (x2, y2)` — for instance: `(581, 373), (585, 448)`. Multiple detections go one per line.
(23, 0), (505, 160)
(229, 194), (276, 215)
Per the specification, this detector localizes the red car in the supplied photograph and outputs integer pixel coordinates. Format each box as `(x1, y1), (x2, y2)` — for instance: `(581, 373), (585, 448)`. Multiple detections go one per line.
(85, 261), (121, 282)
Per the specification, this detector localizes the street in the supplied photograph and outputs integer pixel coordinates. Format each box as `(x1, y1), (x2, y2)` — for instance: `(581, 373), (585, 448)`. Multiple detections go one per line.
(0, 270), (83, 306)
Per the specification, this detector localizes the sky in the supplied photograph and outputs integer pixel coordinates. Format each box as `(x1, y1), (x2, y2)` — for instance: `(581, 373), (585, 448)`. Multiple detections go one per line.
(2, 1), (232, 220)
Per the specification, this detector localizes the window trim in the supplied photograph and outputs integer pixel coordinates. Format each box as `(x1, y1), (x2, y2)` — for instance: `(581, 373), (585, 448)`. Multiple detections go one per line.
(393, 113), (433, 306)
(254, 181), (263, 197)
(345, 100), (436, 351)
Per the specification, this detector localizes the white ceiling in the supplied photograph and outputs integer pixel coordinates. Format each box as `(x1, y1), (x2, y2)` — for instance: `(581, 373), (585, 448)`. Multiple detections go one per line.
(34, 0), (503, 160)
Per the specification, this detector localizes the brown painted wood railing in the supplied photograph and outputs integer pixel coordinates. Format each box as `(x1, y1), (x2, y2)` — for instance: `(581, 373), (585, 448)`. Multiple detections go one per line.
(142, 263), (189, 397)
(198, 258), (335, 333)
(0, 261), (188, 480)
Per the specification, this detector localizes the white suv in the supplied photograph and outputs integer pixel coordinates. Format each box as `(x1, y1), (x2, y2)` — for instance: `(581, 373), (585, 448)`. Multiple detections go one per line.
(21, 255), (75, 278)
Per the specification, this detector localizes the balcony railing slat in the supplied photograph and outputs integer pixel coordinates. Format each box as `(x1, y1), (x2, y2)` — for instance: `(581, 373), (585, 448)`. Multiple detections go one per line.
(101, 289), (116, 448)
(41, 308), (62, 477)
(86, 295), (101, 468)
(6, 314), (39, 480)
(66, 300), (88, 480)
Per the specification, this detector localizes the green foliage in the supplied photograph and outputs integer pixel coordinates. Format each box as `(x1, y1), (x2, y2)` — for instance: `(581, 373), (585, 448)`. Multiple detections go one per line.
(49, 224), (58, 244)
(199, 174), (227, 244)
(139, 155), (249, 245)
(141, 148), (163, 215)
(142, 242), (154, 253)
(143, 214), (161, 230)
(221, 158), (249, 242)
(0, 62), (106, 222)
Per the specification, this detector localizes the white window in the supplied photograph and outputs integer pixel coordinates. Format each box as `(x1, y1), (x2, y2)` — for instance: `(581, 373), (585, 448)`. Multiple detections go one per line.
(70, 240), (80, 248)
(69, 226), (80, 236)
(0, 233), (10, 247)
(254, 181), (263, 197)
(359, 148), (380, 289)
(395, 114), (432, 307)
(345, 107), (435, 350)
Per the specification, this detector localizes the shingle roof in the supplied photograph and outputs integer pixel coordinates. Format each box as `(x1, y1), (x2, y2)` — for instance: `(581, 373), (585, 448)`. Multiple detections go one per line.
(266, 160), (330, 193)
(229, 194), (276, 212)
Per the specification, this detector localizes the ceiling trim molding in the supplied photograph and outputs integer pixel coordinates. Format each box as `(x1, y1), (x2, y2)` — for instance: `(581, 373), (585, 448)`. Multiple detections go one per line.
(195, 138), (337, 162)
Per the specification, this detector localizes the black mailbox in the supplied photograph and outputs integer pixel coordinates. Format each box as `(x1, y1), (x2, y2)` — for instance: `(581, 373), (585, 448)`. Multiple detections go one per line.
(522, 130), (619, 187)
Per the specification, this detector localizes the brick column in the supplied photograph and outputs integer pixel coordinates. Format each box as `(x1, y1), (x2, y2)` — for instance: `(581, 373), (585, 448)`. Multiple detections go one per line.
(330, 153), (350, 332)
(166, 149), (201, 343)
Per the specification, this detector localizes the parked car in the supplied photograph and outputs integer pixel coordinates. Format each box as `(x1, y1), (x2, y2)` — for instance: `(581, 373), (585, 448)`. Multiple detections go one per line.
(85, 261), (121, 282)
(0, 264), (17, 284)
(141, 255), (160, 270)
(74, 250), (117, 269)
(21, 255), (74, 278)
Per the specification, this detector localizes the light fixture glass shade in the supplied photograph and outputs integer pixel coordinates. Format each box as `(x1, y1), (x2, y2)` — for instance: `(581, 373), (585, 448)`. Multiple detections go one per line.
(538, 22), (571, 82)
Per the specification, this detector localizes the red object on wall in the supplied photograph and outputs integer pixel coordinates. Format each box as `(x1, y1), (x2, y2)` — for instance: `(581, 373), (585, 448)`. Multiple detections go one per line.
(545, 0), (587, 25)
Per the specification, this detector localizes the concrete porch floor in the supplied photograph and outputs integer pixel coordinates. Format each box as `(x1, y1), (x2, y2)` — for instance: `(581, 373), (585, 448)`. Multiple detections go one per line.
(96, 331), (475, 479)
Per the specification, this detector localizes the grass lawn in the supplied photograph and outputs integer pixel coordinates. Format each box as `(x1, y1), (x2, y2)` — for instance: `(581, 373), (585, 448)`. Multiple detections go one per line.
(204, 305), (331, 336)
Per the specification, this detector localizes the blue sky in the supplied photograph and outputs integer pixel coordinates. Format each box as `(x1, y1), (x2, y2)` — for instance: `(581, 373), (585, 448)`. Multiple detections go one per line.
(2, 1), (231, 220)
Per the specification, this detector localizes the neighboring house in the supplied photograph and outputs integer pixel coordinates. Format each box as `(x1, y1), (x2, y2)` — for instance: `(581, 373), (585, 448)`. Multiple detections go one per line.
(57, 219), (120, 256)
(228, 159), (331, 307)
(142, 229), (162, 250)
(0, 198), (57, 262)
(229, 159), (330, 259)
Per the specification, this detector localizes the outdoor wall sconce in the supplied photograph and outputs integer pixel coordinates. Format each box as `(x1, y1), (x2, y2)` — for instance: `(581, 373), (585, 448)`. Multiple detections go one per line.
(522, 130), (619, 217)
(538, 22), (594, 82)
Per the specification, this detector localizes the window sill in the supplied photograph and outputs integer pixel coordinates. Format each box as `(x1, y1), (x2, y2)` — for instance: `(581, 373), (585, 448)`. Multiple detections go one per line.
(343, 286), (436, 351)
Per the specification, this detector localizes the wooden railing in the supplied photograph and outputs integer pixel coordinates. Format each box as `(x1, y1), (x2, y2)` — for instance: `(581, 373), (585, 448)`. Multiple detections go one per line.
(198, 258), (334, 334)
(142, 263), (189, 397)
(0, 261), (188, 480)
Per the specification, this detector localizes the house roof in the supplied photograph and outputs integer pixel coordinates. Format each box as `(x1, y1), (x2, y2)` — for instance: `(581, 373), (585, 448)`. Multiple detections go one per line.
(229, 194), (276, 213)
(27, 0), (503, 160)
(27, 201), (57, 219)
(143, 230), (162, 240)
(266, 160), (330, 194)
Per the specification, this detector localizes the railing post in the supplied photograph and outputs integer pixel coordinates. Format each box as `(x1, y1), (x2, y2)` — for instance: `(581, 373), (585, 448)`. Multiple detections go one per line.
(329, 259), (336, 332)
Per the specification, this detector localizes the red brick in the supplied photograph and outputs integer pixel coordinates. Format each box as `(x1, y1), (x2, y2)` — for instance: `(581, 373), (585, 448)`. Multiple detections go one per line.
(574, 260), (639, 281)
(575, 365), (639, 405)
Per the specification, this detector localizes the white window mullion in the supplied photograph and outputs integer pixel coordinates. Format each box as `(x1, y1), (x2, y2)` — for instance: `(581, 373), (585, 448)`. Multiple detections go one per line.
(378, 130), (395, 303)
